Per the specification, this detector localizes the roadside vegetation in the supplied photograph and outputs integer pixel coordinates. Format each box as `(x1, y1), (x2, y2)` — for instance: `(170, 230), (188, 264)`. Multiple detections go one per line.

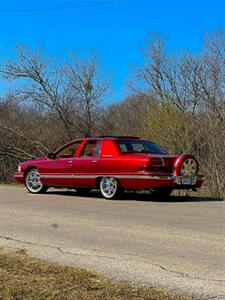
(0, 249), (190, 300)
(0, 30), (224, 198)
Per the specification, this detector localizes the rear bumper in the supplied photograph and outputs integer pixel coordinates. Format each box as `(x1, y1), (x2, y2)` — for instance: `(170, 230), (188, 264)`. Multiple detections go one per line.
(118, 174), (204, 190)
(172, 175), (203, 189)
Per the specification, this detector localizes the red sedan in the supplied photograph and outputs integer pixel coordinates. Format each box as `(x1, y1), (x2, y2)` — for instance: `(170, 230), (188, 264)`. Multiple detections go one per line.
(14, 136), (203, 199)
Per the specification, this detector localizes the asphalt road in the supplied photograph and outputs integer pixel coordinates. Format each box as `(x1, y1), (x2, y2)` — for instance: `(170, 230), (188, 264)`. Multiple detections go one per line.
(0, 186), (224, 299)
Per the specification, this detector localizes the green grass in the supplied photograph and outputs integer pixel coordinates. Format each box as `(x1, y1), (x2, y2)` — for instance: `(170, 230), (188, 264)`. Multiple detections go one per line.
(0, 249), (190, 300)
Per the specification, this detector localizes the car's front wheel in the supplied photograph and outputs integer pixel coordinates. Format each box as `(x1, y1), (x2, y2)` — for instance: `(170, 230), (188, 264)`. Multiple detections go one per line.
(99, 177), (121, 199)
(25, 168), (47, 194)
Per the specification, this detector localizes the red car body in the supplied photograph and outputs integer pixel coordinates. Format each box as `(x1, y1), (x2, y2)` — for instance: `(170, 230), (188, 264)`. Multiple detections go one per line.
(14, 136), (203, 199)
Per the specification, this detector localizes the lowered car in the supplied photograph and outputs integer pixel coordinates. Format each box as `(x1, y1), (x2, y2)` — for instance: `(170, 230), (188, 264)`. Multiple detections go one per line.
(14, 136), (203, 199)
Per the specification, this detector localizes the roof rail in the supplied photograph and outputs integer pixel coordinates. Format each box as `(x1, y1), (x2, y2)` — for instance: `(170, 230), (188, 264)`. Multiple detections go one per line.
(98, 135), (140, 139)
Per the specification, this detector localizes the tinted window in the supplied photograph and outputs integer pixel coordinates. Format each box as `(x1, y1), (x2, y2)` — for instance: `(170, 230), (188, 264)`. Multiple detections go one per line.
(56, 142), (81, 158)
(80, 141), (97, 157)
(117, 140), (167, 154)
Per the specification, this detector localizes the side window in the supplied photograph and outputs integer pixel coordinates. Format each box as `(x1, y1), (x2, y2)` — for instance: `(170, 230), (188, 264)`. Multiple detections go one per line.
(80, 141), (97, 157)
(132, 143), (145, 152)
(56, 142), (80, 158)
(118, 143), (128, 152)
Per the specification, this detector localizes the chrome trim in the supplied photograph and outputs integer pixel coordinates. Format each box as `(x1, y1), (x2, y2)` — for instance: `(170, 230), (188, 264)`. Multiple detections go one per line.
(14, 174), (23, 178)
(180, 158), (197, 177)
(40, 173), (172, 180)
(172, 175), (198, 185)
(100, 177), (118, 198)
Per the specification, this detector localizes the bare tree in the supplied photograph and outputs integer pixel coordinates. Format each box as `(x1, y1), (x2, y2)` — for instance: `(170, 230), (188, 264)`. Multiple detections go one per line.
(130, 31), (225, 197)
(66, 55), (109, 136)
(0, 47), (109, 138)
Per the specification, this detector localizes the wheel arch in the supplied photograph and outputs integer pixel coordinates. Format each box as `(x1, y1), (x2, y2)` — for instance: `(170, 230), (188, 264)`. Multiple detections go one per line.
(23, 166), (38, 180)
(24, 166), (48, 194)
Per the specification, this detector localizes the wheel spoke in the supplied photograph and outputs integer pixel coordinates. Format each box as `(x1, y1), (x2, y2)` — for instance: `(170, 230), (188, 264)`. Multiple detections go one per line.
(180, 159), (197, 177)
(101, 177), (118, 198)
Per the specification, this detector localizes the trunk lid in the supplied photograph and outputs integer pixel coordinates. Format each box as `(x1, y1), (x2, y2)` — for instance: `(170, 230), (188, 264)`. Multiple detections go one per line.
(134, 153), (177, 173)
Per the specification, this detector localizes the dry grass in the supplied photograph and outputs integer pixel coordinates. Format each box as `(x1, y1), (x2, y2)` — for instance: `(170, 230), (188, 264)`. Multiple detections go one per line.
(0, 249), (190, 300)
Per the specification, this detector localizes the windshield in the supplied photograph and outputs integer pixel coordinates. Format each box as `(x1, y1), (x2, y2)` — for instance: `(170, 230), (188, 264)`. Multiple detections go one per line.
(117, 140), (168, 154)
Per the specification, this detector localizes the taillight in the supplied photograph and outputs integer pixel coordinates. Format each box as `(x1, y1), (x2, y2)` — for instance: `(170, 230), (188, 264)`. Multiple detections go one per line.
(137, 166), (149, 174)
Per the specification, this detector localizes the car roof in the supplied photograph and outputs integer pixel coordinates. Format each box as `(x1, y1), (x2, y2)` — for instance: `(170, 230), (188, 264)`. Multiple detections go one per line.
(59, 136), (140, 147)
(85, 136), (140, 140)
(55, 136), (156, 153)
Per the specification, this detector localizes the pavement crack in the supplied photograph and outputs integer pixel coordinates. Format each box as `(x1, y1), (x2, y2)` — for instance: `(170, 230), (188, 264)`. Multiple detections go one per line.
(152, 263), (225, 283)
(57, 246), (119, 261)
(0, 234), (224, 284)
(0, 234), (58, 251)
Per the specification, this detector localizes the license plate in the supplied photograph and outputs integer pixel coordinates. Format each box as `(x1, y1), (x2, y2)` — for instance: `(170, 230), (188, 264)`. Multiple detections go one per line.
(182, 178), (192, 185)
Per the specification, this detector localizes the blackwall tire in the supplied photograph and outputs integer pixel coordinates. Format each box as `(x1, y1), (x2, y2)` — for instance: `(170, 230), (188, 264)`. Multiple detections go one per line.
(25, 168), (47, 194)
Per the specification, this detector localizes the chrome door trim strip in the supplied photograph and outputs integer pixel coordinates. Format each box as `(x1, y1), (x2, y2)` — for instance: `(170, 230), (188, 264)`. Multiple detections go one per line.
(40, 174), (172, 180)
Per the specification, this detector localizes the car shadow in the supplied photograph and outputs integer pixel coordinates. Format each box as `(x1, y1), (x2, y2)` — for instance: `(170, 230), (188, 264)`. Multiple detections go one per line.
(46, 189), (223, 203)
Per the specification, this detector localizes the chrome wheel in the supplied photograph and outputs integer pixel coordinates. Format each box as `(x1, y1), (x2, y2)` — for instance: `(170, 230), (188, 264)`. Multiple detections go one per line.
(25, 169), (44, 193)
(100, 177), (118, 199)
(180, 159), (197, 177)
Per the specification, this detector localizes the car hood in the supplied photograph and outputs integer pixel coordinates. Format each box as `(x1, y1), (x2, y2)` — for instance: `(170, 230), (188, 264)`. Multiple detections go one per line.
(20, 157), (48, 166)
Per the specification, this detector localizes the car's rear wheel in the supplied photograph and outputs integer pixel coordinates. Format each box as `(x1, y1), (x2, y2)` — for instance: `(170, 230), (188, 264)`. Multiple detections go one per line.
(151, 188), (173, 199)
(25, 168), (47, 194)
(99, 177), (121, 199)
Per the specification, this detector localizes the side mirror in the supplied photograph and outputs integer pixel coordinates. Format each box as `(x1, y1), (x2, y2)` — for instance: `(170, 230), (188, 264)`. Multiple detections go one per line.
(47, 153), (56, 159)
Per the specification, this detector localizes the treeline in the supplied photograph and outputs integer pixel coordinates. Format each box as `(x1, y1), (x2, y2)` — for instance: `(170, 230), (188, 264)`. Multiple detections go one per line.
(0, 31), (224, 197)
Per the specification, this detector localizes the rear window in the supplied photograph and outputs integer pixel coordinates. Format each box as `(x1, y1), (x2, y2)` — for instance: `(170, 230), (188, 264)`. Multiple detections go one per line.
(117, 140), (167, 154)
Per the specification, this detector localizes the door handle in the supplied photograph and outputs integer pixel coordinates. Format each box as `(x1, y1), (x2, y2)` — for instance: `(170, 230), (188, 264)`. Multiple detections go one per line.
(92, 160), (97, 163)
(68, 160), (73, 166)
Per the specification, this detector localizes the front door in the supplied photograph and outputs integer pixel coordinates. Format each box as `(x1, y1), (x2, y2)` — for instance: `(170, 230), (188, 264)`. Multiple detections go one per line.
(40, 141), (82, 187)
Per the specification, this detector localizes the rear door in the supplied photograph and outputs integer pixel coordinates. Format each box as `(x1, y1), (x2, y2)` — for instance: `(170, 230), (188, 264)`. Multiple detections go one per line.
(70, 139), (102, 187)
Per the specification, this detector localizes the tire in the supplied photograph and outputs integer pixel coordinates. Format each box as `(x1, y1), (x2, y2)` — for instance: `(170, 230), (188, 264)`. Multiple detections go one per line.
(75, 188), (92, 196)
(99, 177), (122, 199)
(25, 168), (47, 194)
(151, 188), (173, 199)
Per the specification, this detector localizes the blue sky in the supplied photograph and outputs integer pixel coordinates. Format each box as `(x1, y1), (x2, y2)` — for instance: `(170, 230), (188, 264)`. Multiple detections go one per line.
(0, 0), (224, 102)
